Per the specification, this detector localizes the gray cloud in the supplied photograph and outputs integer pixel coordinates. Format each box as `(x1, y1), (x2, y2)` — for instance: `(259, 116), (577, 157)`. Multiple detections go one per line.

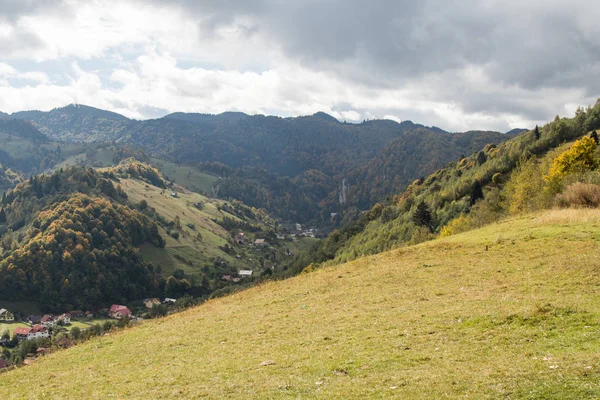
(1, 0), (599, 130)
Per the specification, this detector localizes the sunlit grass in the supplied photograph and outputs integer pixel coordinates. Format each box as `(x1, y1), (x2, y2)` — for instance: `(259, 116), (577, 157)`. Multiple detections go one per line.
(2, 209), (600, 398)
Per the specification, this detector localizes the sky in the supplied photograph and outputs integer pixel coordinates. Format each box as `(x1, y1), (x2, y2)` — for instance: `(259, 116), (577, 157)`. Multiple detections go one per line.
(0, 0), (599, 132)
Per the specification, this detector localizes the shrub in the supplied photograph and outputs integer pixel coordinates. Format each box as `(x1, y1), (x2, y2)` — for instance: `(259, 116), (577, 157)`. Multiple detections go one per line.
(556, 183), (600, 207)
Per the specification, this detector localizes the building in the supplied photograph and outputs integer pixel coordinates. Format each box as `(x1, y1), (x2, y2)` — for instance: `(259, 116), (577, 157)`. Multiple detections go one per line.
(15, 325), (49, 341)
(143, 298), (161, 309)
(57, 313), (71, 325)
(239, 270), (253, 278)
(70, 310), (84, 319)
(163, 298), (177, 304)
(26, 315), (42, 325)
(254, 239), (266, 246)
(0, 308), (14, 322)
(109, 305), (132, 319)
(40, 315), (55, 328)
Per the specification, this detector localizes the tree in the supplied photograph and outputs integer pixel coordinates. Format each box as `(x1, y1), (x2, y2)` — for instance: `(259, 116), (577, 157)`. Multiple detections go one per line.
(590, 130), (599, 145)
(476, 151), (487, 165)
(470, 181), (484, 205)
(0, 208), (6, 224)
(412, 201), (433, 231)
(70, 327), (81, 340)
(150, 303), (168, 318)
(534, 125), (540, 140)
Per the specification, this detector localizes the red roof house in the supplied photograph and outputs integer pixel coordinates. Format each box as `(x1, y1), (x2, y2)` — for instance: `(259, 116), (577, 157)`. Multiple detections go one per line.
(109, 305), (132, 319)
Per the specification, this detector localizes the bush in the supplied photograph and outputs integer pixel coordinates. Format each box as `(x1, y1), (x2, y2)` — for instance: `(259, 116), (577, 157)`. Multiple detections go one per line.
(556, 183), (600, 207)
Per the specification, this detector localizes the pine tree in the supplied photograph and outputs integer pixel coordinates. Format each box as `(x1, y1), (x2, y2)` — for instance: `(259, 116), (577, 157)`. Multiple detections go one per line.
(470, 181), (484, 205)
(534, 125), (540, 140)
(0, 208), (5, 224)
(590, 130), (599, 145)
(412, 201), (433, 231)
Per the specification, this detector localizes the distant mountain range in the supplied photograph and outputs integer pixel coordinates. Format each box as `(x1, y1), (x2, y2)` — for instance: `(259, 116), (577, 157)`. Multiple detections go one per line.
(2, 104), (521, 223)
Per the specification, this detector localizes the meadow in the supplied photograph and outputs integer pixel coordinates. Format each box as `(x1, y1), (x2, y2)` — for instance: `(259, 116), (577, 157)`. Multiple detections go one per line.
(2, 208), (600, 398)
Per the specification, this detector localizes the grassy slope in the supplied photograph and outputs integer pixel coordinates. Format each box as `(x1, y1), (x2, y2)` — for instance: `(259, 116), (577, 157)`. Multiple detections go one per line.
(151, 158), (218, 194)
(3, 209), (600, 398)
(121, 178), (239, 277)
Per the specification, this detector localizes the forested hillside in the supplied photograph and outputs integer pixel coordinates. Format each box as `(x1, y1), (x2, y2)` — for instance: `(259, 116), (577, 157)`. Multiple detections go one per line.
(283, 101), (600, 276)
(12, 104), (134, 142)
(7, 106), (512, 223)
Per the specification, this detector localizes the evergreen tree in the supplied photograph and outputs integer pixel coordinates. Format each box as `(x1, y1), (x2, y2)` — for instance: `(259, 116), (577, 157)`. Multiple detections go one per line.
(0, 208), (5, 224)
(412, 201), (433, 231)
(470, 181), (484, 205)
(590, 130), (599, 145)
(534, 125), (540, 140)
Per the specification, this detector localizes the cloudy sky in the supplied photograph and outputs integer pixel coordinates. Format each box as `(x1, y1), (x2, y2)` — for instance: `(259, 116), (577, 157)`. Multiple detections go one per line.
(0, 0), (599, 131)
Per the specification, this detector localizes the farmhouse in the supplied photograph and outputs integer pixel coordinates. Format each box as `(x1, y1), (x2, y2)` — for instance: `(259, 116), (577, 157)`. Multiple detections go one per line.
(15, 325), (49, 341)
(163, 298), (177, 304)
(0, 308), (14, 322)
(57, 313), (71, 325)
(109, 305), (132, 319)
(40, 315), (55, 328)
(144, 298), (161, 309)
(239, 270), (253, 278)
(254, 239), (266, 246)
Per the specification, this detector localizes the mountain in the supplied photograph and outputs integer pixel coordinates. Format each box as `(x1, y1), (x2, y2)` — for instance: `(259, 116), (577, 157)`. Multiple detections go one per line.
(11, 106), (513, 223)
(0, 160), (312, 312)
(284, 101), (600, 273)
(2, 208), (600, 398)
(12, 104), (134, 142)
(505, 128), (529, 135)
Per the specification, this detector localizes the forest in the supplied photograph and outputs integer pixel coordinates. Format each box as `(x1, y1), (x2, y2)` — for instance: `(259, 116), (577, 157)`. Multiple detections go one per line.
(279, 100), (600, 277)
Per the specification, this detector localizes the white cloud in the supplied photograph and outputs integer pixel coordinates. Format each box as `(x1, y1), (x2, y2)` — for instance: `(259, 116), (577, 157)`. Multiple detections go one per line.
(0, 0), (598, 132)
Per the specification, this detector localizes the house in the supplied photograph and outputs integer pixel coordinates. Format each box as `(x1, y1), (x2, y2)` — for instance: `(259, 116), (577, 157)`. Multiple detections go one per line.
(0, 308), (14, 322)
(170, 191), (178, 197)
(163, 298), (177, 304)
(221, 275), (234, 282)
(31, 325), (49, 339)
(235, 232), (246, 244)
(254, 239), (266, 246)
(238, 269), (253, 278)
(295, 223), (302, 231)
(109, 305), (132, 319)
(0, 359), (11, 370)
(40, 315), (55, 328)
(26, 315), (42, 325)
(276, 234), (285, 240)
(70, 310), (84, 319)
(57, 313), (71, 325)
(84, 311), (94, 319)
(15, 325), (49, 341)
(143, 298), (161, 309)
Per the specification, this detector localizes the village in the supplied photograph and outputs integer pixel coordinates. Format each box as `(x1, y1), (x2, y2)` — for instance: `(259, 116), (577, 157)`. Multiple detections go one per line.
(0, 298), (179, 370)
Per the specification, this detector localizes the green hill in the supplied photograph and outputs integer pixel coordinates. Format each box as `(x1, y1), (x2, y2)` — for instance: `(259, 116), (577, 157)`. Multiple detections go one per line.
(11, 107), (512, 223)
(2, 209), (600, 398)
(287, 102), (600, 273)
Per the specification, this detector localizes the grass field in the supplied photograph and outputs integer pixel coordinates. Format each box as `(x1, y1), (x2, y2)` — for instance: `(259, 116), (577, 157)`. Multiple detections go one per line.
(4, 208), (600, 398)
(0, 322), (30, 336)
(151, 158), (218, 194)
(122, 178), (242, 277)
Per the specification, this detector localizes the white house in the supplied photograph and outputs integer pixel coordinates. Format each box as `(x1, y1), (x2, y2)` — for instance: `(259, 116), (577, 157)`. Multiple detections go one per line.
(15, 325), (49, 341)
(40, 315), (55, 328)
(239, 270), (253, 277)
(0, 308), (14, 322)
(57, 313), (71, 325)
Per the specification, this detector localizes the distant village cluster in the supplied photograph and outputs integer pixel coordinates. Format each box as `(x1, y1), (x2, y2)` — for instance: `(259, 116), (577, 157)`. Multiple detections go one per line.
(0, 298), (179, 370)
